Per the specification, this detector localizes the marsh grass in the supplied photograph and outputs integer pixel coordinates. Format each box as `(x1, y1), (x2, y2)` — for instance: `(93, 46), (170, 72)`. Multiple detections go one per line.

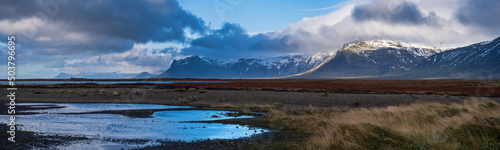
(98, 89), (106, 95)
(133, 89), (142, 95)
(320, 92), (327, 97)
(174, 88), (186, 92)
(179, 96), (200, 104)
(267, 99), (500, 149)
(227, 108), (254, 117)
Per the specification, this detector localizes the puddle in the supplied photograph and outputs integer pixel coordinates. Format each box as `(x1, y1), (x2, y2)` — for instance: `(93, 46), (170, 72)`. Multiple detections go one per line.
(1, 103), (268, 149)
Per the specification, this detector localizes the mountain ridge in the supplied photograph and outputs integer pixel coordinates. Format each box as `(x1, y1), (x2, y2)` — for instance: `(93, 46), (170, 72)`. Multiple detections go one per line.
(157, 53), (331, 78)
(294, 37), (500, 79)
(53, 37), (500, 79)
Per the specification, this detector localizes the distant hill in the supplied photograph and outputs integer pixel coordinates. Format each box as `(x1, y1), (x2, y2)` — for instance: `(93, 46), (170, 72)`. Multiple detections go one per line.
(54, 72), (139, 79)
(134, 72), (155, 78)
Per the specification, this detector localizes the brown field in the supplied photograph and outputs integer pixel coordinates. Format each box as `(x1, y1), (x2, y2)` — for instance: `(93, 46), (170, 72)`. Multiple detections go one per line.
(174, 79), (500, 97)
(8, 79), (500, 97)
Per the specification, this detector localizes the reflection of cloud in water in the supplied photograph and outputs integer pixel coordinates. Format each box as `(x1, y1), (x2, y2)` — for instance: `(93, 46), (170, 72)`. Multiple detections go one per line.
(2, 103), (267, 149)
(17, 103), (190, 114)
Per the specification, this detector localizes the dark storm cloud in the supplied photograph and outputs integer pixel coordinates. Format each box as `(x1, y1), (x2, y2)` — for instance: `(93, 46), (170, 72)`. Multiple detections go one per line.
(456, 0), (500, 30)
(154, 47), (176, 54)
(56, 0), (206, 43)
(0, 0), (207, 54)
(181, 23), (295, 58)
(351, 0), (439, 25)
(190, 23), (247, 50)
(182, 23), (249, 57)
(0, 1), (40, 19)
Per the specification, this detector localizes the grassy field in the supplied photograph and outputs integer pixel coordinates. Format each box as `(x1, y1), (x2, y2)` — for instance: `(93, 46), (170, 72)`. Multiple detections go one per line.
(265, 99), (500, 149)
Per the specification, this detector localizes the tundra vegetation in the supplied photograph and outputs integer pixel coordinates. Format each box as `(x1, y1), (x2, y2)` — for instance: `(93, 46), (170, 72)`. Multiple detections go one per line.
(264, 99), (500, 149)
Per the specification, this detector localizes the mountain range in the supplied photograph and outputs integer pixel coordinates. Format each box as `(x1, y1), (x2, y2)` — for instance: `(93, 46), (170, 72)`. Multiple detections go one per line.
(55, 36), (500, 79)
(158, 53), (331, 78)
(407, 38), (500, 78)
(294, 37), (500, 79)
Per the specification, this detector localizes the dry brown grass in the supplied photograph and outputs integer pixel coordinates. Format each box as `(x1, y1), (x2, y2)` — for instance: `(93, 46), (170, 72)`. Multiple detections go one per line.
(179, 96), (200, 104)
(267, 98), (500, 149)
(112, 91), (120, 96)
(98, 89), (106, 95)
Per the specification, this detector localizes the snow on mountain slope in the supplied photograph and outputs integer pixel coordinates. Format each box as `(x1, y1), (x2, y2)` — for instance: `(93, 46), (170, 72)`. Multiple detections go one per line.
(292, 36), (500, 79)
(341, 39), (440, 57)
(415, 36), (500, 73)
(291, 39), (443, 78)
(306, 52), (331, 68)
(158, 53), (331, 78)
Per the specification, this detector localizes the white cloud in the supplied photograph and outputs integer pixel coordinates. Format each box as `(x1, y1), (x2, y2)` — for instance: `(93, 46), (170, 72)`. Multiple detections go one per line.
(268, 0), (500, 53)
(0, 18), (41, 35)
(62, 44), (185, 75)
(278, 3), (357, 35)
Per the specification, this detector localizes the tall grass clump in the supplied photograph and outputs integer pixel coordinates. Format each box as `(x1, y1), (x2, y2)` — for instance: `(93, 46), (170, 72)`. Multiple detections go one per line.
(267, 99), (500, 149)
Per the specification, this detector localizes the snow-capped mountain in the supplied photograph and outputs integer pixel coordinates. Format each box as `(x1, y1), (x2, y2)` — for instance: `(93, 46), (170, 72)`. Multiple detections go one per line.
(306, 52), (331, 68)
(158, 53), (331, 78)
(295, 37), (500, 79)
(408, 36), (500, 78)
(58, 37), (500, 79)
(295, 40), (441, 78)
(340, 40), (440, 57)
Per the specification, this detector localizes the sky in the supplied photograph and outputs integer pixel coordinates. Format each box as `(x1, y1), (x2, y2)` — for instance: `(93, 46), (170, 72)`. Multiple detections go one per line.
(0, 0), (499, 78)
(178, 0), (347, 34)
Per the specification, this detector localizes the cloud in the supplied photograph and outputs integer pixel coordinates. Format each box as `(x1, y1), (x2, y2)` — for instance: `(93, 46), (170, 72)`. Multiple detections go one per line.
(190, 23), (247, 50)
(181, 23), (264, 58)
(62, 44), (180, 74)
(351, 0), (439, 25)
(0, 0), (206, 54)
(181, 23), (305, 58)
(179, 0), (500, 59)
(257, 0), (500, 54)
(0, 0), (208, 78)
(455, 0), (500, 30)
